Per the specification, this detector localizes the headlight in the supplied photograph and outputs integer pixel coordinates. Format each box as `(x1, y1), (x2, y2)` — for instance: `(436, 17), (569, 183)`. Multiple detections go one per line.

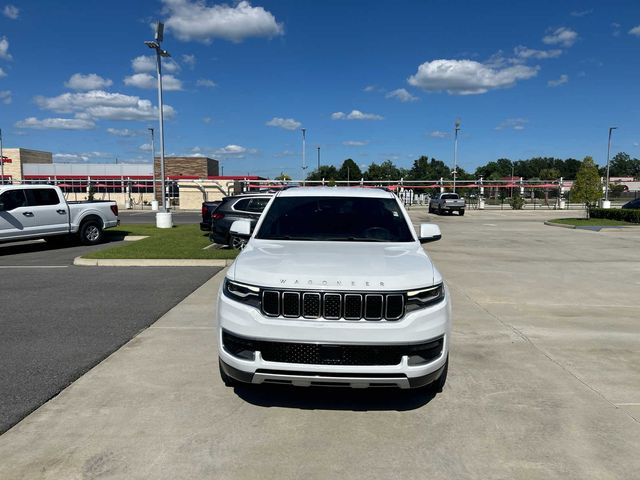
(405, 284), (444, 312)
(223, 278), (260, 308)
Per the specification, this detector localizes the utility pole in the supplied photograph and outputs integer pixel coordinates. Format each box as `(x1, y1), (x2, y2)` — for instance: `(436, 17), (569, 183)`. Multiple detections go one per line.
(301, 128), (307, 179)
(317, 146), (320, 170)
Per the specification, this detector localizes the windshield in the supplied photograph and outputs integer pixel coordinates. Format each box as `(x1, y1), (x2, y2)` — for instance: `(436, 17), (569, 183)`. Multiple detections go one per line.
(255, 196), (414, 242)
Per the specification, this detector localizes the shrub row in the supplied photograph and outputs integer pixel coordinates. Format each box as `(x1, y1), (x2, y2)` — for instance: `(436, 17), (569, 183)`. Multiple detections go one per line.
(589, 208), (640, 223)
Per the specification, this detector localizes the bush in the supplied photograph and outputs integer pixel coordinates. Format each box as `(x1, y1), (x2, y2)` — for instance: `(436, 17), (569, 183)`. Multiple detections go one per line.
(589, 208), (640, 223)
(509, 194), (525, 210)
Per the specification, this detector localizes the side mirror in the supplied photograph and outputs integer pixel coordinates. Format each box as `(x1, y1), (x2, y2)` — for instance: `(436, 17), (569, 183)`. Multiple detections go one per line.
(230, 219), (252, 237)
(418, 223), (441, 244)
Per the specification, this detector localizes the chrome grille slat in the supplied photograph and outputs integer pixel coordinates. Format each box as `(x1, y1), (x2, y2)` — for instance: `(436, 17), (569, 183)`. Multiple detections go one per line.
(261, 290), (407, 321)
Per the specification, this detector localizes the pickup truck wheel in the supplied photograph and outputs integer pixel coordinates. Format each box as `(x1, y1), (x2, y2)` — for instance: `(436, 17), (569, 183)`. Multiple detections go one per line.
(79, 220), (103, 245)
(459, 210), (465, 216)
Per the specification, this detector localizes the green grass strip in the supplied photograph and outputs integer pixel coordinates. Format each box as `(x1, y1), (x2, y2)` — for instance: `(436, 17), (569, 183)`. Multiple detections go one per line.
(84, 224), (239, 260)
(549, 218), (637, 227)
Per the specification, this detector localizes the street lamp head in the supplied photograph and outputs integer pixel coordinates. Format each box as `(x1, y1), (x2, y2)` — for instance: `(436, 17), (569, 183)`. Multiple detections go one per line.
(144, 40), (159, 49)
(455, 119), (461, 129)
(159, 49), (171, 58)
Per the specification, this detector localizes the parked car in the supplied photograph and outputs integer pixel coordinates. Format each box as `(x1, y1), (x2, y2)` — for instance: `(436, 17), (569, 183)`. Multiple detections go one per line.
(622, 198), (640, 209)
(209, 194), (272, 247)
(200, 200), (222, 232)
(218, 187), (450, 392)
(428, 192), (465, 215)
(0, 184), (119, 245)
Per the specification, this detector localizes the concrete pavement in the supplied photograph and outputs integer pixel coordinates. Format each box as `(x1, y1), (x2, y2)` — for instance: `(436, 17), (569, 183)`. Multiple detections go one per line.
(1, 209), (639, 479)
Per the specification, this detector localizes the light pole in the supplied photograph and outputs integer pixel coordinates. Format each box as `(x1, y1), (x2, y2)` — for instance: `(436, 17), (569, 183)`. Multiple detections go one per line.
(301, 128), (307, 181)
(317, 146), (320, 170)
(145, 22), (172, 227)
(148, 127), (158, 209)
(453, 119), (461, 193)
(604, 126), (618, 204)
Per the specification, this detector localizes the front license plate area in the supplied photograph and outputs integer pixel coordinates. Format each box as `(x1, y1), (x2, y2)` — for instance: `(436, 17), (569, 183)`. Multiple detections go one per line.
(318, 345), (343, 364)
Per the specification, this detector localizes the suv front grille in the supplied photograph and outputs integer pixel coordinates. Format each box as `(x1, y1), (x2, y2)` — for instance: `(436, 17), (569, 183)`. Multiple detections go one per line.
(261, 290), (405, 321)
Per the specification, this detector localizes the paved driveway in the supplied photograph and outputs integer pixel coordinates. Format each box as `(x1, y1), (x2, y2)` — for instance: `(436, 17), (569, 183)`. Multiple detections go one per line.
(1, 209), (639, 479)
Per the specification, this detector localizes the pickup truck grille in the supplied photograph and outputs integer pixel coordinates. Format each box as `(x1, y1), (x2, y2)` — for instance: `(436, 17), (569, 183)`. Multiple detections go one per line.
(261, 290), (405, 321)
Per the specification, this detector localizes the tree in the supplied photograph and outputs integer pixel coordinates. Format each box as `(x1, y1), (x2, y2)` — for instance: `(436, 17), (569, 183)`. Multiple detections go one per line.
(337, 159), (362, 182)
(306, 165), (338, 181)
(571, 156), (602, 213)
(539, 168), (561, 180)
(407, 156), (452, 180)
(274, 173), (291, 181)
(364, 160), (401, 181)
(608, 152), (640, 178)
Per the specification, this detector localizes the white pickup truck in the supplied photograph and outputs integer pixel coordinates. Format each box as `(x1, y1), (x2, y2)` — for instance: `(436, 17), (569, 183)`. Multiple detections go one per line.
(0, 184), (119, 245)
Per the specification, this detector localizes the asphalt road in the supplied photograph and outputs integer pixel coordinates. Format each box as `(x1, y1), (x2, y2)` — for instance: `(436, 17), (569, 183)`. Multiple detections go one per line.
(0, 239), (219, 433)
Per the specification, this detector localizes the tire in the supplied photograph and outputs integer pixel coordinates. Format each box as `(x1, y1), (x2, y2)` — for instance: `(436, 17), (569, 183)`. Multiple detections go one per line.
(219, 360), (237, 388)
(437, 206), (442, 215)
(459, 210), (465, 216)
(79, 219), (103, 245)
(428, 205), (433, 213)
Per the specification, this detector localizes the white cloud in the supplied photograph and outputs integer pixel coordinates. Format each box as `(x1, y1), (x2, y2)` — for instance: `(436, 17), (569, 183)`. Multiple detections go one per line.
(429, 130), (449, 138)
(363, 85), (377, 92)
(514, 46), (562, 60)
(213, 144), (257, 158)
(495, 118), (528, 131)
(570, 9), (593, 17)
(629, 25), (640, 37)
(543, 27), (578, 48)
(0, 36), (12, 60)
(65, 73), (113, 91)
(124, 73), (183, 91)
(202, 116), (212, 124)
(181, 53), (196, 68)
(139, 143), (153, 152)
(131, 55), (179, 73)
(107, 128), (138, 137)
(34, 90), (176, 121)
(0, 67), (6, 78)
(162, 0), (284, 43)
(266, 117), (302, 130)
(0, 90), (11, 104)
(331, 110), (383, 121)
(548, 74), (569, 87)
(196, 78), (217, 87)
(408, 59), (538, 95)
(343, 140), (368, 146)
(15, 117), (96, 130)
(385, 88), (418, 102)
(3, 5), (19, 19)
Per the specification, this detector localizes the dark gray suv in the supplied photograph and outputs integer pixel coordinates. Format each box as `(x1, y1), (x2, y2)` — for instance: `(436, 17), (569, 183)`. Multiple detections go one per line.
(209, 194), (272, 247)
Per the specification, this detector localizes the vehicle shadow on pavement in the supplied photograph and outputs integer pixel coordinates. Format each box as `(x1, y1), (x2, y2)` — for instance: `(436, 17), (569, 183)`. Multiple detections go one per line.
(234, 384), (436, 411)
(0, 236), (123, 256)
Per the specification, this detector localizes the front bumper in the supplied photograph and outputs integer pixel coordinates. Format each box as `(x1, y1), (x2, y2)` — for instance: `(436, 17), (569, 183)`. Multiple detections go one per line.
(217, 285), (451, 389)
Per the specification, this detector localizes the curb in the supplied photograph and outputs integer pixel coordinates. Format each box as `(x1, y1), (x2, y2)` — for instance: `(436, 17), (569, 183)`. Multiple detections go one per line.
(544, 221), (575, 229)
(74, 256), (233, 267)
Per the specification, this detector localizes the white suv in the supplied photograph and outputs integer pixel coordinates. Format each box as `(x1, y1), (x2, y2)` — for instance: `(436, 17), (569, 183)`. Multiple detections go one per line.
(217, 187), (451, 391)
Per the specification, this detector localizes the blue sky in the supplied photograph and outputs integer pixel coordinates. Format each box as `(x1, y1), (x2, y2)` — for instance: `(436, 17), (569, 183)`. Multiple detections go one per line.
(1, 0), (639, 177)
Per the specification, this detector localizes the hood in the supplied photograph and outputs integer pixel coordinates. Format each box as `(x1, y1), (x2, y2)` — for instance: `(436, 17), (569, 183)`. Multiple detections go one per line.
(230, 239), (437, 291)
